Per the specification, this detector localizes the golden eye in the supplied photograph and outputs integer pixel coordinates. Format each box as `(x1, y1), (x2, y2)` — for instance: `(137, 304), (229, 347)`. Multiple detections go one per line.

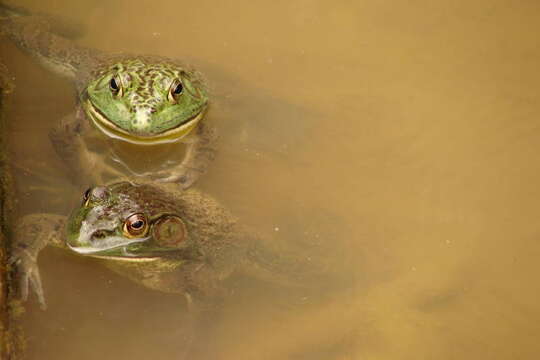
(83, 188), (91, 206)
(168, 79), (183, 103)
(109, 75), (124, 97)
(123, 213), (148, 238)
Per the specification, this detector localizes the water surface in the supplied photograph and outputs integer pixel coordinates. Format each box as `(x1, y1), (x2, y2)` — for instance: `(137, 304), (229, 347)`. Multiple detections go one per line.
(2, 0), (540, 359)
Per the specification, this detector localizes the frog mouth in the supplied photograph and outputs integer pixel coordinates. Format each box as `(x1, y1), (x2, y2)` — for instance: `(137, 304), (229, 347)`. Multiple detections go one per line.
(85, 100), (204, 145)
(67, 235), (159, 262)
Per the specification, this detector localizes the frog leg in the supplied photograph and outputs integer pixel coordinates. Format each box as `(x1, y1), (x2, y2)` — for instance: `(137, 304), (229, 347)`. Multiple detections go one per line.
(10, 213), (67, 309)
(145, 122), (217, 188)
(0, 8), (100, 80)
(0, 2), (84, 39)
(49, 110), (125, 185)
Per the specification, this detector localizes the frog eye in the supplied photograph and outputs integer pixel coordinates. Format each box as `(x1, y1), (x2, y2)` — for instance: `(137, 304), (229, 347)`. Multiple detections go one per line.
(109, 75), (124, 97)
(167, 80), (183, 103)
(83, 188), (91, 201)
(83, 188), (91, 205)
(82, 187), (109, 206)
(123, 213), (148, 238)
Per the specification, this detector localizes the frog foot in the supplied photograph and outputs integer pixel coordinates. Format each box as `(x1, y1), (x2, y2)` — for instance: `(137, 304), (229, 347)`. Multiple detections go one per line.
(10, 213), (66, 310)
(9, 246), (46, 309)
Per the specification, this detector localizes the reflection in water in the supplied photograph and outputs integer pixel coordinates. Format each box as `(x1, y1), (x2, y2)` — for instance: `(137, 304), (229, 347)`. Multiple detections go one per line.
(2, 0), (540, 359)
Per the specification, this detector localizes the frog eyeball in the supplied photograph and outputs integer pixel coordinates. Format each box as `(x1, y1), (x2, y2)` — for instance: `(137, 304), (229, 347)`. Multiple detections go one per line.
(109, 75), (124, 97)
(83, 187), (109, 206)
(123, 213), (149, 238)
(152, 215), (187, 248)
(167, 79), (183, 103)
(83, 188), (91, 205)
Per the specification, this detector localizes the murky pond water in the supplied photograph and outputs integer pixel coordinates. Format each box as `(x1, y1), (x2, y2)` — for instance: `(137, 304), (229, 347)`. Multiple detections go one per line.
(2, 0), (540, 359)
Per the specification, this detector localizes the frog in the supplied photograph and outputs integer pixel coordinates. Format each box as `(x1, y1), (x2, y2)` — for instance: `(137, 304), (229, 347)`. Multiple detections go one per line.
(0, 2), (215, 188)
(11, 181), (322, 309)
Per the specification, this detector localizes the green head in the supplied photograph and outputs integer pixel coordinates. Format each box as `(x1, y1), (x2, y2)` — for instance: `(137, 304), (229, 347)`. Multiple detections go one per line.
(83, 59), (208, 145)
(67, 182), (194, 261)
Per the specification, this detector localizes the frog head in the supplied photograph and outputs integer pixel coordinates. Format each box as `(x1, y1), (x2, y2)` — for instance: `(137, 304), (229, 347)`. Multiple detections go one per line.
(82, 59), (208, 145)
(67, 182), (194, 261)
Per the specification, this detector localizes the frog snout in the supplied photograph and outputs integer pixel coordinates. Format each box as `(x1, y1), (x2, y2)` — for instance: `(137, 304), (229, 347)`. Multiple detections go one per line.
(90, 229), (115, 242)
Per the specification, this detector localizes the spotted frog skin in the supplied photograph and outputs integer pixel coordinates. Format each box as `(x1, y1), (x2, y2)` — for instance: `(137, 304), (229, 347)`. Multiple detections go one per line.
(1, 4), (215, 187)
(12, 181), (316, 309)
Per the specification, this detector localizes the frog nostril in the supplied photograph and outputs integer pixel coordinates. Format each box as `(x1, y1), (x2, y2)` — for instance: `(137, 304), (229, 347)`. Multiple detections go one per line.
(91, 230), (109, 241)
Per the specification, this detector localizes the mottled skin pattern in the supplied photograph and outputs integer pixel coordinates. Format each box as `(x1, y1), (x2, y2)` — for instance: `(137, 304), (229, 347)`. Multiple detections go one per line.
(84, 59), (208, 142)
(0, 5), (215, 187)
(11, 181), (316, 309)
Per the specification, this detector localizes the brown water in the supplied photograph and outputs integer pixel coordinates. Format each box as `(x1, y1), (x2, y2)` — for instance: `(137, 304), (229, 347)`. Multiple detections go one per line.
(2, 0), (540, 359)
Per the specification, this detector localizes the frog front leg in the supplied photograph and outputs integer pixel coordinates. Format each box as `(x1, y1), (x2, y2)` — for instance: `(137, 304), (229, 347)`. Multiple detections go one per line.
(149, 122), (217, 188)
(10, 213), (67, 309)
(49, 110), (125, 185)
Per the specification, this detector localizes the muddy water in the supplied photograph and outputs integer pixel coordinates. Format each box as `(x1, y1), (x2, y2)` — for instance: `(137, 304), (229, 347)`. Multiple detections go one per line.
(2, 0), (540, 359)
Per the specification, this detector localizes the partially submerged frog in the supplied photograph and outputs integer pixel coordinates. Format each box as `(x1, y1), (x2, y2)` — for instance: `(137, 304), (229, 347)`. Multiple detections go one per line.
(1, 3), (214, 187)
(12, 181), (321, 308)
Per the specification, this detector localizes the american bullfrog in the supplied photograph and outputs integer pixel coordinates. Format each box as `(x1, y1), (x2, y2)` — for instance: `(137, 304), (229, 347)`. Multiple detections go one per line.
(11, 181), (321, 309)
(1, 3), (215, 187)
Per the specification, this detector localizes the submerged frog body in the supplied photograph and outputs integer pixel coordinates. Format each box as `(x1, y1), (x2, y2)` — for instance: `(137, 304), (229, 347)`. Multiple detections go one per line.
(12, 181), (321, 308)
(1, 4), (215, 187)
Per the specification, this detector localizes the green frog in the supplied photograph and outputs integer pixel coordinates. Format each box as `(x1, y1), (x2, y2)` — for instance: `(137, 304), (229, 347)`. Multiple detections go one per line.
(1, 3), (215, 187)
(11, 181), (320, 309)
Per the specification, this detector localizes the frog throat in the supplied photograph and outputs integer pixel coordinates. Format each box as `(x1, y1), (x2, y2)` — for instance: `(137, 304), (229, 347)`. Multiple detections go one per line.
(67, 240), (161, 262)
(85, 99), (204, 145)
(89, 254), (161, 262)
